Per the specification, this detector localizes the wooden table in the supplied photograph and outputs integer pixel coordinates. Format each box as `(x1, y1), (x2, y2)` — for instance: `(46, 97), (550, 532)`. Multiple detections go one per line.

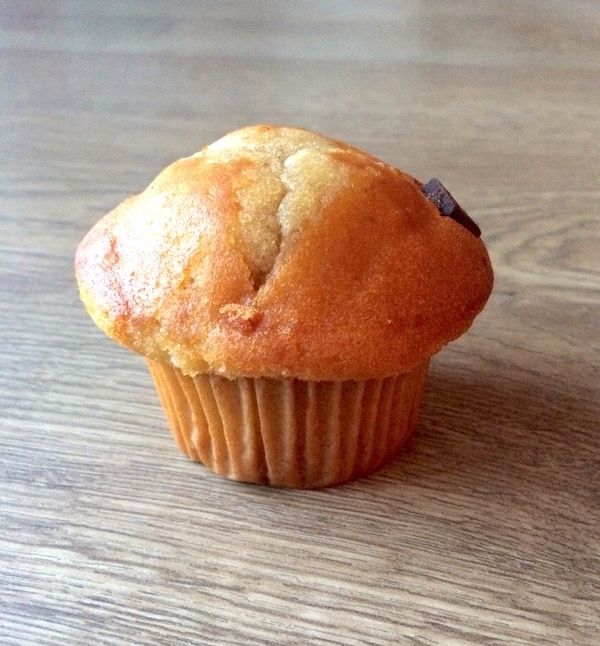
(1, 2), (599, 644)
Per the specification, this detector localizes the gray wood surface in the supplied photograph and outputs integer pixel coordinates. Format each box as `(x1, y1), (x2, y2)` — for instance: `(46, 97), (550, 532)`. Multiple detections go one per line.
(1, 2), (599, 644)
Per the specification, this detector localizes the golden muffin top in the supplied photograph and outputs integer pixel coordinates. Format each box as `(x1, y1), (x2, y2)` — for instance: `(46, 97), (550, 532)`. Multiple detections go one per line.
(75, 125), (493, 380)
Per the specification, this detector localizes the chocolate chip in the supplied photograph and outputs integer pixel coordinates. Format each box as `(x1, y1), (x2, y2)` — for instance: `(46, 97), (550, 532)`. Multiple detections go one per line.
(421, 178), (481, 238)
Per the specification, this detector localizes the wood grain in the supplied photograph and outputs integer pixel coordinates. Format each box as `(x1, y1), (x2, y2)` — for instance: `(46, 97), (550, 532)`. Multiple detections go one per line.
(1, 1), (599, 644)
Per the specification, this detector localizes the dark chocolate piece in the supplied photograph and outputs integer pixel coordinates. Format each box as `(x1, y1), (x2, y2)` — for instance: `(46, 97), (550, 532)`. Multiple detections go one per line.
(421, 178), (481, 238)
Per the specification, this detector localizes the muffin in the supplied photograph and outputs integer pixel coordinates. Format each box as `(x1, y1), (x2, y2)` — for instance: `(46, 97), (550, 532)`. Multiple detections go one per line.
(75, 125), (493, 488)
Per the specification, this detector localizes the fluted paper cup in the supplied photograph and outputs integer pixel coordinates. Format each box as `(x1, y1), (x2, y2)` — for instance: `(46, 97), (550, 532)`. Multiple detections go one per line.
(146, 359), (429, 488)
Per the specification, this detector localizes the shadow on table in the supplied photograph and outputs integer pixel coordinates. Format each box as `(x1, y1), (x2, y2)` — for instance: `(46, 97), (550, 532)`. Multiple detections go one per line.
(373, 363), (598, 491)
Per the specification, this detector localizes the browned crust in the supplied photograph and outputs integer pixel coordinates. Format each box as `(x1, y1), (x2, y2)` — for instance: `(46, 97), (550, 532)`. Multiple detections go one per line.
(75, 125), (493, 380)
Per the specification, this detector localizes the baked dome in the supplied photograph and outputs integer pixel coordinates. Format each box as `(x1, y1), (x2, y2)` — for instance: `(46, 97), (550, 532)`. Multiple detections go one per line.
(75, 125), (493, 380)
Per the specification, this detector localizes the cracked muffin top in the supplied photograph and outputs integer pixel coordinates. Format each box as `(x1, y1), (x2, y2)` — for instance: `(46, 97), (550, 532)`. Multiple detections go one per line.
(75, 125), (493, 380)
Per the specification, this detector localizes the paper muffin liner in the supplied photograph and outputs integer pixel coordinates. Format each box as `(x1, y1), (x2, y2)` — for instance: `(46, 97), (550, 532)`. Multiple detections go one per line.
(146, 359), (430, 488)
